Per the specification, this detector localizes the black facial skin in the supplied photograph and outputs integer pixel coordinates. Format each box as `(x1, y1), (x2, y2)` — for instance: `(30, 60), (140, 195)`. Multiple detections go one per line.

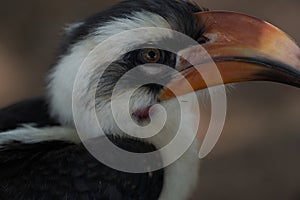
(95, 48), (177, 103)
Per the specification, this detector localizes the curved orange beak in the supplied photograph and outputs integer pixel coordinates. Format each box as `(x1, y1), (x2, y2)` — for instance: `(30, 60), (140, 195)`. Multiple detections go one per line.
(160, 11), (300, 100)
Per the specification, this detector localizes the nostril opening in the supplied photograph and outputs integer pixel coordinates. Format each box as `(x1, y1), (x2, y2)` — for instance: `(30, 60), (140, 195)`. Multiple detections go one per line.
(197, 35), (210, 44)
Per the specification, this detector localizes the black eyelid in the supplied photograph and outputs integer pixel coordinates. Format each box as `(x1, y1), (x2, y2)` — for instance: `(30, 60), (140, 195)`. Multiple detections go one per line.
(123, 48), (177, 68)
(197, 35), (209, 44)
(195, 17), (208, 43)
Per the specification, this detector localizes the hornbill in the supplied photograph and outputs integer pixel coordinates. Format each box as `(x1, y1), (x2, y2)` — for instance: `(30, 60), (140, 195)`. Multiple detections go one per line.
(0, 0), (299, 200)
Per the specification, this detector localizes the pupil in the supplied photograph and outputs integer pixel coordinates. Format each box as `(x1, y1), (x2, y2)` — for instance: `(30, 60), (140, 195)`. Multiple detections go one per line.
(147, 51), (156, 59)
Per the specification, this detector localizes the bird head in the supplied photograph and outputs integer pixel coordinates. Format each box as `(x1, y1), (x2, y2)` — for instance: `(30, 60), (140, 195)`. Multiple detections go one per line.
(48, 0), (204, 139)
(45, 1), (300, 199)
(47, 0), (300, 147)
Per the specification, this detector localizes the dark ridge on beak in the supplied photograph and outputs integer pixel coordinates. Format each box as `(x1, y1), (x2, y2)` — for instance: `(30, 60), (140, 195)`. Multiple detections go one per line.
(213, 56), (300, 88)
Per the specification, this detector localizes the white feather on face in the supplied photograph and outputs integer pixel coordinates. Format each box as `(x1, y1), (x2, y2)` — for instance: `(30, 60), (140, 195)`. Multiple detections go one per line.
(47, 10), (201, 200)
(47, 12), (171, 126)
(0, 126), (80, 148)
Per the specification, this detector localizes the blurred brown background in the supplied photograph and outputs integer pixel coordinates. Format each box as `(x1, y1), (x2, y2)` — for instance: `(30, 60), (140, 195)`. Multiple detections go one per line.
(0, 0), (299, 199)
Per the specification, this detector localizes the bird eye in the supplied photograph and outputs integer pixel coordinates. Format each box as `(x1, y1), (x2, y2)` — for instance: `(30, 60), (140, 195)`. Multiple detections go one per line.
(140, 48), (161, 63)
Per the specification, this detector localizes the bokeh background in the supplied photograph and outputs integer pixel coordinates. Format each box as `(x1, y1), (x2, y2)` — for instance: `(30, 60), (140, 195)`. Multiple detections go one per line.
(0, 0), (299, 199)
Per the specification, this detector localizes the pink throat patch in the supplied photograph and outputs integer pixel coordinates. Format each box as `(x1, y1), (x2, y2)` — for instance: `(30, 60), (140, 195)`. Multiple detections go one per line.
(133, 107), (151, 119)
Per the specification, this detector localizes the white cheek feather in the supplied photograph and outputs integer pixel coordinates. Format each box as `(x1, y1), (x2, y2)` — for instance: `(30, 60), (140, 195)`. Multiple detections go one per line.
(93, 89), (157, 136)
(47, 12), (171, 127)
(50, 15), (174, 140)
(46, 10), (200, 200)
(159, 141), (200, 200)
(149, 94), (201, 200)
(47, 40), (95, 126)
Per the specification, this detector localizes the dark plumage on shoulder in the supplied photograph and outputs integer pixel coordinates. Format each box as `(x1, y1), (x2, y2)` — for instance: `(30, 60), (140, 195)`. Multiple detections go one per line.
(0, 136), (164, 200)
(0, 98), (59, 132)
